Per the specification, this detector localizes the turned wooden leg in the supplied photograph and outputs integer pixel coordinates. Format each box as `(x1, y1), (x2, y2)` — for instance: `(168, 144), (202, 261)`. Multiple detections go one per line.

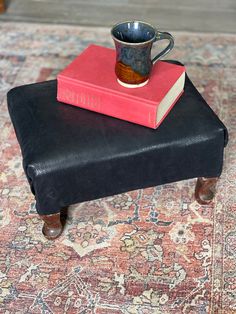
(40, 212), (63, 240)
(195, 177), (219, 205)
(0, 0), (5, 13)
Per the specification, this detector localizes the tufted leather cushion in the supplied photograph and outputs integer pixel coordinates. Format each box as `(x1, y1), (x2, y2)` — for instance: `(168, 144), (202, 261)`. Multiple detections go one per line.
(7, 74), (228, 215)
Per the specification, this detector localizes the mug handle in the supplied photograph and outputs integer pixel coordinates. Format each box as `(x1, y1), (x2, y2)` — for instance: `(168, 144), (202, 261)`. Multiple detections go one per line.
(152, 31), (174, 64)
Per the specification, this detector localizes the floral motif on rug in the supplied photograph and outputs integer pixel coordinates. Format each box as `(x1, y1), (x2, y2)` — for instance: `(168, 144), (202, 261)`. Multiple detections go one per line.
(0, 23), (235, 313)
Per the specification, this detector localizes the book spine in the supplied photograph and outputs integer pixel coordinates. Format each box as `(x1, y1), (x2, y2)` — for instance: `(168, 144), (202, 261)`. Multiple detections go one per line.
(57, 78), (157, 129)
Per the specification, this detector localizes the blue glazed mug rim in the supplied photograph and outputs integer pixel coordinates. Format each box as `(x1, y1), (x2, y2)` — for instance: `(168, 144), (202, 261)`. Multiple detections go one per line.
(111, 20), (157, 46)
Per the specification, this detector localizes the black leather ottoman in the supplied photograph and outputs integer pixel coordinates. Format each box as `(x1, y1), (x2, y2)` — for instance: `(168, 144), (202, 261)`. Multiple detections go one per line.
(7, 74), (228, 239)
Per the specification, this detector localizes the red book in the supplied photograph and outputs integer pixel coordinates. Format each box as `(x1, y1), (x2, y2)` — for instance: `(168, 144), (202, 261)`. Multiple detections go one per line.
(57, 44), (185, 129)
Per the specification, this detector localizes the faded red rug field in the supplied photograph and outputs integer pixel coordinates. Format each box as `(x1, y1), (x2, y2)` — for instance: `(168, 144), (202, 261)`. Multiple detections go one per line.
(0, 23), (235, 313)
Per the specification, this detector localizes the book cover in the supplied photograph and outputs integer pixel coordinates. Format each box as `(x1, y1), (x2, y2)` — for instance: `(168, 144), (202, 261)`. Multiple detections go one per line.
(57, 44), (185, 129)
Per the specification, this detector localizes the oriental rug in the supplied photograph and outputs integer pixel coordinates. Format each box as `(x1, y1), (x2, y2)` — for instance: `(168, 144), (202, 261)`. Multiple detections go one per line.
(0, 22), (235, 314)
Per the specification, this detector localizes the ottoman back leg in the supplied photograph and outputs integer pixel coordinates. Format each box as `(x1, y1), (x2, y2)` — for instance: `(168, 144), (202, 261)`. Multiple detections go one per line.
(0, 0), (5, 13)
(195, 177), (219, 205)
(40, 212), (63, 240)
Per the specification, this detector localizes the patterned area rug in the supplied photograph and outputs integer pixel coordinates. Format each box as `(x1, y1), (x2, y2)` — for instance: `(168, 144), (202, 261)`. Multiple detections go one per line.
(0, 22), (235, 314)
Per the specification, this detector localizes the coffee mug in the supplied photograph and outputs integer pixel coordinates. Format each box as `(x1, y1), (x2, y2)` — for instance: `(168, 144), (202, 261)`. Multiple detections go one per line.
(111, 21), (174, 88)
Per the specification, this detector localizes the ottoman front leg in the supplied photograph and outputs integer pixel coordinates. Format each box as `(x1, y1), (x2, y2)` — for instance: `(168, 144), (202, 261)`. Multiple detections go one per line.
(195, 177), (219, 205)
(40, 212), (63, 240)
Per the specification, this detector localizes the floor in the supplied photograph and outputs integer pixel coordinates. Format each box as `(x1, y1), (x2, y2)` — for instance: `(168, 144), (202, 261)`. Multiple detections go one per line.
(0, 0), (235, 33)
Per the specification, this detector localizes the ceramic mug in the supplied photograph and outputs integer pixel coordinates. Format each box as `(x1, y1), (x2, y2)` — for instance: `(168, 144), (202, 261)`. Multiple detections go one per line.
(111, 21), (174, 88)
